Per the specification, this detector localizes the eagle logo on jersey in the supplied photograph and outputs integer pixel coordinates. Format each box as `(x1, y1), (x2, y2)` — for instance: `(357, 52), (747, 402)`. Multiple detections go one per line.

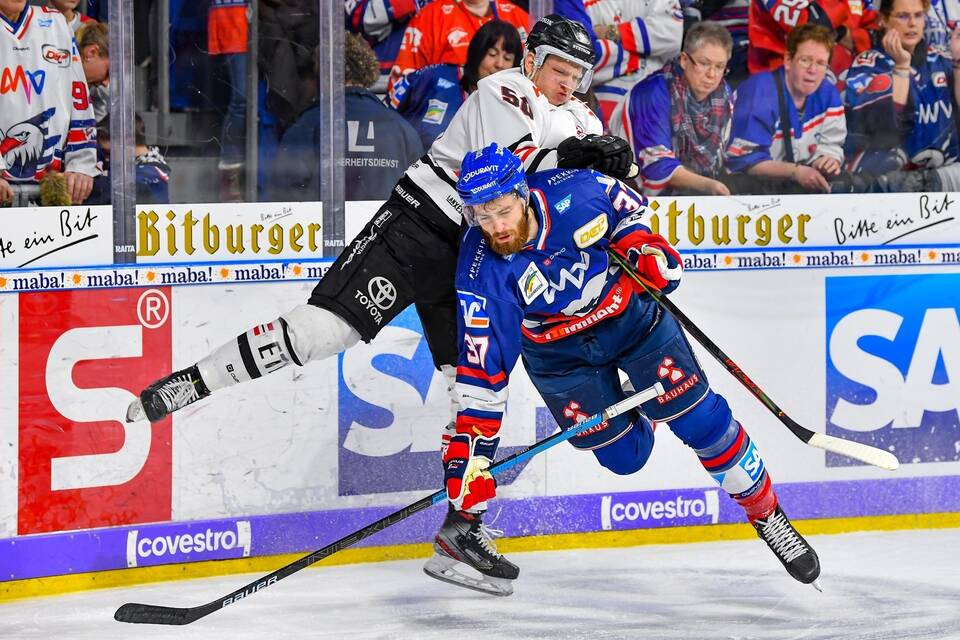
(0, 108), (57, 180)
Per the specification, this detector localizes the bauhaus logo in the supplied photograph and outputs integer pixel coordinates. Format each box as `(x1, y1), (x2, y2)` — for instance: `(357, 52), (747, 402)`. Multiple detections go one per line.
(600, 490), (720, 530)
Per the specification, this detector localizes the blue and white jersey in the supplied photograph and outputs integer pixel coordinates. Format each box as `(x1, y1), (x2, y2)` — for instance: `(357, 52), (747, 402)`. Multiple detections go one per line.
(926, 0), (960, 51)
(387, 63), (467, 150)
(453, 168), (653, 438)
(610, 69), (733, 195)
(726, 67), (846, 173)
(845, 46), (959, 173)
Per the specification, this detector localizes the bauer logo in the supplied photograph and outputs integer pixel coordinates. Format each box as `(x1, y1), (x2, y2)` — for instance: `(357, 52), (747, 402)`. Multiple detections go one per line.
(126, 521), (251, 568)
(825, 274), (960, 466)
(600, 490), (720, 530)
(338, 306), (538, 495)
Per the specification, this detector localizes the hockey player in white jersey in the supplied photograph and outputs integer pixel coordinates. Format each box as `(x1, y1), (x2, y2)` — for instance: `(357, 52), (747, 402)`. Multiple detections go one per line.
(555, 0), (685, 125)
(0, 0), (97, 205)
(126, 15), (635, 433)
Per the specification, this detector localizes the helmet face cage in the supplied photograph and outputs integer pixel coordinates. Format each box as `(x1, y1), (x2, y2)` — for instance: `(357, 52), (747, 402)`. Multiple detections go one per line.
(457, 143), (529, 227)
(462, 185), (529, 227)
(530, 45), (595, 94)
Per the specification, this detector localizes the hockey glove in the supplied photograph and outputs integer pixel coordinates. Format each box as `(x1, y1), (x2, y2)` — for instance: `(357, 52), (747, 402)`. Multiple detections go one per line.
(443, 432), (499, 512)
(557, 134), (636, 180)
(614, 231), (684, 294)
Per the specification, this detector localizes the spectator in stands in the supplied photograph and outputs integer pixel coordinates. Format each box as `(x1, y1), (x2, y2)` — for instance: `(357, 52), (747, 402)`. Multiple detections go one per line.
(260, 0), (320, 130)
(47, 0), (96, 33)
(208, 0), (249, 202)
(347, 0), (428, 93)
(388, 20), (523, 149)
(0, 0), (96, 205)
(77, 22), (110, 122)
(554, 0), (684, 126)
(89, 113), (172, 204)
(925, 0), (959, 51)
(272, 32), (423, 202)
(387, 0), (528, 96)
(726, 24), (846, 193)
(748, 0), (879, 78)
(610, 22), (733, 196)
(844, 0), (960, 192)
(699, 0), (750, 87)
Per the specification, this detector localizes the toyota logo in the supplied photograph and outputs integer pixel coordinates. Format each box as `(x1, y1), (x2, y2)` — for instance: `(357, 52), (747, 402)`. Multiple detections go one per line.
(368, 277), (397, 310)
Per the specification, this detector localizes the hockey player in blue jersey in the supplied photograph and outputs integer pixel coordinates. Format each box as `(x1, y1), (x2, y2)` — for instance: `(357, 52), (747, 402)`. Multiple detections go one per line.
(423, 142), (821, 597)
(844, 0), (960, 192)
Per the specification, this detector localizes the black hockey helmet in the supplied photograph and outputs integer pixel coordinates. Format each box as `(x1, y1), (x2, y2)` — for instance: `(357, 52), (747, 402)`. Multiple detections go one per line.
(525, 14), (596, 92)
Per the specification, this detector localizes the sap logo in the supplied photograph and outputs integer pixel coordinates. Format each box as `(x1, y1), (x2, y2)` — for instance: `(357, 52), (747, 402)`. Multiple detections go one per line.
(918, 99), (953, 125)
(829, 306), (958, 430)
(458, 290), (490, 328)
(738, 441), (764, 482)
(555, 194), (571, 214)
(826, 274), (960, 465)
(436, 77), (455, 90)
(37, 17), (54, 28)
(338, 307), (538, 495)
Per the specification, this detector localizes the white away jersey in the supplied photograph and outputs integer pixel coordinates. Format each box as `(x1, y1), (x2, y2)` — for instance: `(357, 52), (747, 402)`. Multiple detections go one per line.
(406, 67), (603, 225)
(0, 6), (97, 182)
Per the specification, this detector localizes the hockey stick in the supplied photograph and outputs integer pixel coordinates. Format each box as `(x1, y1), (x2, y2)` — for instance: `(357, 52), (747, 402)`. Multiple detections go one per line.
(115, 382), (664, 626)
(607, 248), (899, 471)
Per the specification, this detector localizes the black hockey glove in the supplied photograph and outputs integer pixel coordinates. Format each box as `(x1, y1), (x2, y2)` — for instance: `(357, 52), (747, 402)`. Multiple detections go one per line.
(557, 134), (636, 180)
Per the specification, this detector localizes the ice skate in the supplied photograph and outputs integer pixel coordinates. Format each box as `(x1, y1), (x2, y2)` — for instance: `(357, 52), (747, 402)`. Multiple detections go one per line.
(125, 365), (211, 423)
(753, 505), (822, 591)
(423, 507), (519, 596)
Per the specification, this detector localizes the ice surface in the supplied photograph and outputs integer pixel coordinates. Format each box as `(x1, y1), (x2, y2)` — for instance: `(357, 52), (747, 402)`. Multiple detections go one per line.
(1, 528), (958, 640)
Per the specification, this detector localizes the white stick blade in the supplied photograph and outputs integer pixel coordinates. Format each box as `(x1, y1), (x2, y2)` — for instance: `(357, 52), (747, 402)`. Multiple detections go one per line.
(807, 433), (900, 471)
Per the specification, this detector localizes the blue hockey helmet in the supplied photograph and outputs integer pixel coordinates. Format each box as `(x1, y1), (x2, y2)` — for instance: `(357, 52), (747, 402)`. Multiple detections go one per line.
(457, 143), (529, 226)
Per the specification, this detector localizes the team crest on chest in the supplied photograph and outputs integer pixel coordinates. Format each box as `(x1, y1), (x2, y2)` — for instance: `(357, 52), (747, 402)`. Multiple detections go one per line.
(519, 261), (548, 304)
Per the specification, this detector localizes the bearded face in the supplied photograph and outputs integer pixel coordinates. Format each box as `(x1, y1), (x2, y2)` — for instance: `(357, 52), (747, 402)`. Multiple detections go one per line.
(481, 207), (531, 256)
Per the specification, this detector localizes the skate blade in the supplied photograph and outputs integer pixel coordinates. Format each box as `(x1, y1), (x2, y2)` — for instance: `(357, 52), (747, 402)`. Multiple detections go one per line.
(423, 554), (514, 597)
(810, 578), (823, 593)
(125, 399), (145, 423)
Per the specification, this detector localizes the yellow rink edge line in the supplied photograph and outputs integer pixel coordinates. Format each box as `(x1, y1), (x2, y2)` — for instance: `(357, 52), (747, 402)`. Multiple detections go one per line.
(2, 511), (957, 603)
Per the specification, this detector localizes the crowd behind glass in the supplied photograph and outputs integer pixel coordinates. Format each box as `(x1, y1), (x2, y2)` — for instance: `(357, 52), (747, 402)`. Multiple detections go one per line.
(0, 0), (958, 211)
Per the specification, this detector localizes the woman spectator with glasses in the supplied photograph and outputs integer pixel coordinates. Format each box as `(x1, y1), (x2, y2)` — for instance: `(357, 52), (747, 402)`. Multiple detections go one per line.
(387, 20), (523, 149)
(844, 0), (960, 192)
(725, 23), (846, 193)
(609, 22), (734, 196)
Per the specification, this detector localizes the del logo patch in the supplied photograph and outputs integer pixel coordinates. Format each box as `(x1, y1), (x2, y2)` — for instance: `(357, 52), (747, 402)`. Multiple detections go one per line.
(575, 214), (608, 248)
(519, 261), (547, 304)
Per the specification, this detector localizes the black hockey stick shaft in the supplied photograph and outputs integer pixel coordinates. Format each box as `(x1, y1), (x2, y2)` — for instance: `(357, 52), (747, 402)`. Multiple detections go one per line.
(114, 385), (661, 626)
(607, 248), (898, 471)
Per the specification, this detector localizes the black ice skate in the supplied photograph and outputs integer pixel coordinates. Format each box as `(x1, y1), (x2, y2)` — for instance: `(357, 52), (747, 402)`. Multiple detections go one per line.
(753, 505), (822, 591)
(423, 507), (519, 597)
(125, 365), (211, 423)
